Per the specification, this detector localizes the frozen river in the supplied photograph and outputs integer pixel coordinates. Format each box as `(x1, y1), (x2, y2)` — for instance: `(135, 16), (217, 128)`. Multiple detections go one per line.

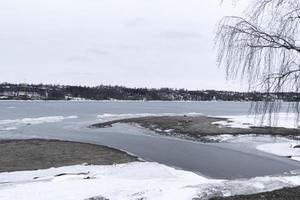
(0, 101), (299, 179)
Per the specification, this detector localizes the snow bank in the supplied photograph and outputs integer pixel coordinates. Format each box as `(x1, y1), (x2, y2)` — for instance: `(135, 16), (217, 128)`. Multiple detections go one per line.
(256, 142), (300, 163)
(0, 162), (215, 200)
(195, 173), (300, 199)
(0, 116), (78, 131)
(257, 143), (300, 157)
(97, 113), (202, 123)
(1, 162), (300, 200)
(213, 113), (300, 129)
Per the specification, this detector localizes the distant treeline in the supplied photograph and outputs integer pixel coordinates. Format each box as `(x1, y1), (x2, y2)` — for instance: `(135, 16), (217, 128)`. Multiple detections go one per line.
(0, 83), (299, 101)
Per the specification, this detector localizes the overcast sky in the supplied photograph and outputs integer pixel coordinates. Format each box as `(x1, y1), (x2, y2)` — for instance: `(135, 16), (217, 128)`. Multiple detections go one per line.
(0, 0), (247, 90)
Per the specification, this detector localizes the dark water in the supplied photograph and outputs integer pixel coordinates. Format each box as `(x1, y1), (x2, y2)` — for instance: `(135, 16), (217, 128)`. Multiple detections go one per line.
(0, 101), (299, 179)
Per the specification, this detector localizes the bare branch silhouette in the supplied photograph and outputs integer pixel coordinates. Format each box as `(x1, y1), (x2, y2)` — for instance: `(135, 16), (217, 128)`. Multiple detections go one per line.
(216, 0), (300, 120)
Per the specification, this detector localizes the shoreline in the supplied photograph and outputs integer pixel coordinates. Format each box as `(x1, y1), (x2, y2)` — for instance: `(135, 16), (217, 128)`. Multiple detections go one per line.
(209, 186), (300, 200)
(91, 115), (300, 142)
(0, 99), (253, 102)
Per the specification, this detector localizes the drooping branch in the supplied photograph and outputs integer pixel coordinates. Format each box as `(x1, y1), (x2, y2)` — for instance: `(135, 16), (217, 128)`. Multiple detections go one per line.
(216, 0), (300, 116)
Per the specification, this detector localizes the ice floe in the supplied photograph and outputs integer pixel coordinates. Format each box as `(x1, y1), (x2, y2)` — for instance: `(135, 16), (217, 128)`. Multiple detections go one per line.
(0, 116), (78, 131)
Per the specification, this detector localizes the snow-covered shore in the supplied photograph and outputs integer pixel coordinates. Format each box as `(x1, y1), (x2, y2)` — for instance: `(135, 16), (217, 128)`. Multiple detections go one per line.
(210, 113), (300, 163)
(1, 162), (300, 200)
(96, 112), (300, 129)
(213, 113), (300, 129)
(0, 162), (216, 200)
(257, 142), (300, 162)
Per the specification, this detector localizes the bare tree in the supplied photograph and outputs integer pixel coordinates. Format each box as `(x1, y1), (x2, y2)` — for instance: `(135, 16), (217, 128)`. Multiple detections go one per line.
(216, 0), (300, 120)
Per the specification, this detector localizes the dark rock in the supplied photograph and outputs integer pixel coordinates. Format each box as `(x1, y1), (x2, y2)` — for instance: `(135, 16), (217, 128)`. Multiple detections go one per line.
(209, 186), (300, 200)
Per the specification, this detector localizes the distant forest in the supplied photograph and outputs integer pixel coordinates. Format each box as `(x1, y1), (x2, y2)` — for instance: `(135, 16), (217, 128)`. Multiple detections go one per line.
(0, 83), (300, 101)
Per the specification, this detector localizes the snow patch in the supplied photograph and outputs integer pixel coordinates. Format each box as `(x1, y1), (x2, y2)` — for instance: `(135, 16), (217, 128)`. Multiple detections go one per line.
(257, 142), (300, 157)
(255, 138), (300, 163)
(195, 174), (300, 199)
(164, 129), (175, 133)
(1, 162), (300, 200)
(203, 134), (241, 142)
(291, 157), (300, 162)
(213, 113), (300, 129)
(0, 162), (215, 200)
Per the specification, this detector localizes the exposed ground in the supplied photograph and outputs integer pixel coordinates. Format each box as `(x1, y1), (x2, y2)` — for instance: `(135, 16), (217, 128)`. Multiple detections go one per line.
(209, 186), (300, 200)
(91, 115), (300, 142)
(0, 139), (139, 173)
